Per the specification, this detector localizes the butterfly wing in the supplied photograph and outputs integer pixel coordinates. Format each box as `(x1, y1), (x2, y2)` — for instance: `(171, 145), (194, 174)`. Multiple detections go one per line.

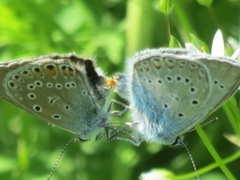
(0, 54), (109, 139)
(126, 49), (240, 144)
(196, 55), (240, 114)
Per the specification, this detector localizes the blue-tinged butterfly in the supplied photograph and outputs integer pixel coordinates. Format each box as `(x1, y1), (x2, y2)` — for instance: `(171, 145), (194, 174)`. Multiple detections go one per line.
(116, 48), (240, 145)
(0, 53), (122, 140)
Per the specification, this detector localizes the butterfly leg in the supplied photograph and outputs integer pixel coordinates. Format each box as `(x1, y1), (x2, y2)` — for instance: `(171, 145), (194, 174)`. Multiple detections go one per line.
(102, 122), (142, 146)
(107, 99), (129, 116)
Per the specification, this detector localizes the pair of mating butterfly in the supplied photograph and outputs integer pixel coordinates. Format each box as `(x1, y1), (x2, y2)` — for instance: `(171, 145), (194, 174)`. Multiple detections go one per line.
(1, 48), (240, 177)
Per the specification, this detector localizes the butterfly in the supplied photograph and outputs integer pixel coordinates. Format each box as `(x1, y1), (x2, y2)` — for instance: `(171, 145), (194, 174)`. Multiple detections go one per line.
(115, 48), (240, 145)
(0, 53), (120, 140)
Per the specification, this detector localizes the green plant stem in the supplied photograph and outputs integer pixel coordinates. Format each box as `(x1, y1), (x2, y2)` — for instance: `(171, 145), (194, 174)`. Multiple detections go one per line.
(126, 0), (155, 56)
(172, 1), (196, 41)
(177, 150), (240, 179)
(222, 97), (240, 135)
(196, 127), (236, 180)
(165, 14), (171, 41)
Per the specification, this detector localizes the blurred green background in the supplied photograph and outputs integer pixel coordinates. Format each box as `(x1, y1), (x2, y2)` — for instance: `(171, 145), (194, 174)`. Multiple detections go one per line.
(0, 0), (240, 179)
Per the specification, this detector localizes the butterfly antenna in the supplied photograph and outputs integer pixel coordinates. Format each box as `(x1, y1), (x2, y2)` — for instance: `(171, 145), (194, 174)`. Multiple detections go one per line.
(198, 117), (218, 129)
(178, 138), (200, 180)
(188, 117), (218, 133)
(47, 138), (75, 180)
